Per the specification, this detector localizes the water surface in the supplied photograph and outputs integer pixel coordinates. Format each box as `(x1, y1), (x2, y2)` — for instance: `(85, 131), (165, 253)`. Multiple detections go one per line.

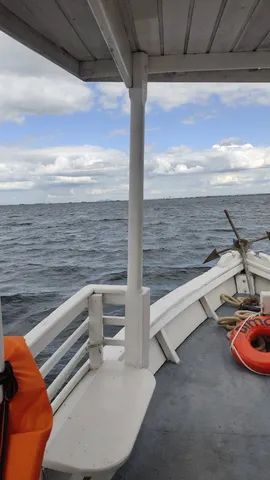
(1, 195), (269, 335)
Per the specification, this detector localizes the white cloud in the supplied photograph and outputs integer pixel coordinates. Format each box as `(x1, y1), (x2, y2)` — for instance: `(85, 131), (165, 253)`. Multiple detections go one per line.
(51, 176), (97, 185)
(209, 174), (244, 186)
(97, 84), (129, 112)
(0, 139), (270, 202)
(108, 128), (129, 137)
(0, 32), (93, 122)
(0, 181), (34, 191)
(147, 141), (270, 177)
(181, 111), (216, 125)
(97, 82), (270, 113)
(0, 144), (128, 201)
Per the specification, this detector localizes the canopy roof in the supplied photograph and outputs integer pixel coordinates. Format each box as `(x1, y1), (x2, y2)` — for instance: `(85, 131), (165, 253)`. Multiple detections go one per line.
(1, 0), (270, 86)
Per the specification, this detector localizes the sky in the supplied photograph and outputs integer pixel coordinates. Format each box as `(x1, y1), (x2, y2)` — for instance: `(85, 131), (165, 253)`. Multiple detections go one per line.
(2, 32), (270, 204)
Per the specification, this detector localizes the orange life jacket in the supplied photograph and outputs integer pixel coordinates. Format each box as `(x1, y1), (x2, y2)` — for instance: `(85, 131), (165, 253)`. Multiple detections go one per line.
(1, 337), (53, 480)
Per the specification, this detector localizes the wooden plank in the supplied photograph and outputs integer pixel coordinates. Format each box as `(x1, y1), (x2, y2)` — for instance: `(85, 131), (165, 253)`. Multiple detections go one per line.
(89, 294), (103, 369)
(149, 51), (270, 74)
(235, 273), (251, 294)
(211, 0), (255, 52)
(150, 259), (242, 338)
(103, 315), (125, 326)
(80, 58), (119, 80)
(0, 2), (79, 77)
(257, 31), (270, 51)
(164, 301), (207, 351)
(187, 0), (224, 53)
(56, 0), (110, 59)
(117, 0), (139, 51)
(1, 0), (92, 60)
(235, 0), (270, 51)
(162, 0), (190, 54)
(206, 278), (236, 311)
(254, 276), (270, 295)
(130, 0), (161, 55)
(148, 68), (270, 82)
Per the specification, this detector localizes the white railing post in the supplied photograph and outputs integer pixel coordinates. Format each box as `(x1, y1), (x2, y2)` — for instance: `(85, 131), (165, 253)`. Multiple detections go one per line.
(125, 52), (149, 368)
(89, 293), (103, 369)
(0, 298), (3, 402)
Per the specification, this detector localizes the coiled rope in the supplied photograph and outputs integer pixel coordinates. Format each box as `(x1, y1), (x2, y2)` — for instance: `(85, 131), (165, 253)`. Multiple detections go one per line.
(217, 294), (266, 352)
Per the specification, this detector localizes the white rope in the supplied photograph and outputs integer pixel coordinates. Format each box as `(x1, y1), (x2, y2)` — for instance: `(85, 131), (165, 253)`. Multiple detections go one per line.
(230, 313), (270, 376)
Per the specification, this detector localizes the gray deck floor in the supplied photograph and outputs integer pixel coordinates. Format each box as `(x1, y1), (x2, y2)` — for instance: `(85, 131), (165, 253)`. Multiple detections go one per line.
(113, 302), (270, 480)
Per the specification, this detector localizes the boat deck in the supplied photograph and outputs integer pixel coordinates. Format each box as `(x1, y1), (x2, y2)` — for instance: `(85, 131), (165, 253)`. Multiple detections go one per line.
(113, 301), (270, 480)
(47, 301), (270, 480)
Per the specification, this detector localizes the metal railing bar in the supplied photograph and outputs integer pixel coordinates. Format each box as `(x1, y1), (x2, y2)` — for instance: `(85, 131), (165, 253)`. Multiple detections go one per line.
(40, 317), (89, 378)
(103, 337), (125, 347)
(103, 315), (125, 326)
(51, 360), (90, 414)
(47, 339), (89, 401)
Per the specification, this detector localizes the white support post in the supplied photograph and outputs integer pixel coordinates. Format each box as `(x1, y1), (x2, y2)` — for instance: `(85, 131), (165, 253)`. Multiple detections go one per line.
(88, 294), (103, 369)
(125, 52), (149, 369)
(0, 298), (4, 402)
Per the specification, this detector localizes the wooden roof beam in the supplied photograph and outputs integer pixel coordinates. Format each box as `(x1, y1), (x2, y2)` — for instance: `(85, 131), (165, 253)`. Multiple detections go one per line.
(149, 51), (270, 74)
(87, 0), (132, 87)
(81, 51), (270, 82)
(0, 3), (79, 78)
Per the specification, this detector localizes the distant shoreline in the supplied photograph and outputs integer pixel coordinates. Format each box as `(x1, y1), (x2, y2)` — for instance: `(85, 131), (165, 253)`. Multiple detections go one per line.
(0, 191), (269, 207)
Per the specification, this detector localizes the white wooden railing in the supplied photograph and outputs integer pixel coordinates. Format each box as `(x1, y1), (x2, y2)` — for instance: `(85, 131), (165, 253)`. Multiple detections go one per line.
(25, 284), (127, 413)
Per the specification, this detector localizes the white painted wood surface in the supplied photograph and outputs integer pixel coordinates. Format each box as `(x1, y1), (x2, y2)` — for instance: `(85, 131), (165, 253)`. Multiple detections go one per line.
(47, 340), (89, 401)
(125, 53), (149, 368)
(150, 253), (242, 338)
(89, 294), (103, 369)
(235, 0), (270, 51)
(2, 0), (270, 83)
(235, 273), (250, 294)
(40, 318), (89, 378)
(20, 250), (270, 478)
(156, 328), (180, 364)
(211, 0), (255, 52)
(56, 0), (110, 59)
(149, 51), (270, 74)
(130, 0), (160, 55)
(1, 0), (91, 60)
(0, 2), (80, 77)
(87, 0), (132, 86)
(103, 315), (125, 326)
(162, 0), (190, 54)
(200, 296), (219, 321)
(187, 0), (224, 53)
(25, 285), (93, 356)
(44, 361), (155, 475)
(51, 360), (90, 414)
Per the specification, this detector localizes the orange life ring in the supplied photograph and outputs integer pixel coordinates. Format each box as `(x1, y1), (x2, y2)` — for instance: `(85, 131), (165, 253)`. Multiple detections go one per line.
(229, 315), (270, 375)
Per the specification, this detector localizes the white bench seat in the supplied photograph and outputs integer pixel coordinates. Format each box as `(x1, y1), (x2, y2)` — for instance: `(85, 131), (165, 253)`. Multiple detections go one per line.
(44, 360), (155, 478)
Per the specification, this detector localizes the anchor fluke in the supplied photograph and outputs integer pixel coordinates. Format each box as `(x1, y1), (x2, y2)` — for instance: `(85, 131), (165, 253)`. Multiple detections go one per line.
(203, 246), (232, 264)
(203, 248), (220, 264)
